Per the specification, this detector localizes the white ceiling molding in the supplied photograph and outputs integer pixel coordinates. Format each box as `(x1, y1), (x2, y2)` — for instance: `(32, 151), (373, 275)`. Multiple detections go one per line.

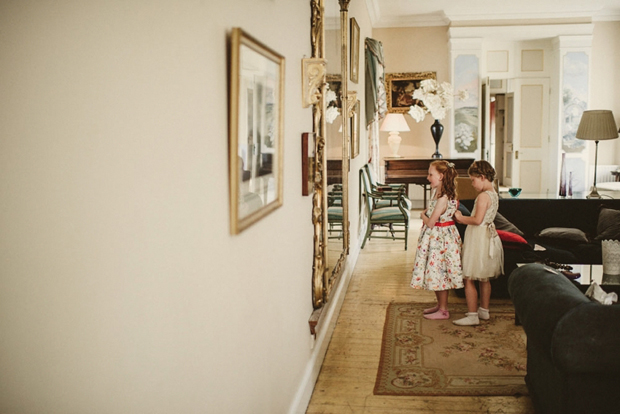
(449, 23), (594, 42)
(366, 0), (620, 28)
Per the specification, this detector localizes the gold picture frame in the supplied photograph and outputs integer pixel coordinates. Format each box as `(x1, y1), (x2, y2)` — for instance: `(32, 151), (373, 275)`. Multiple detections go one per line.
(351, 99), (360, 158)
(350, 17), (360, 83)
(385, 71), (436, 114)
(229, 28), (285, 234)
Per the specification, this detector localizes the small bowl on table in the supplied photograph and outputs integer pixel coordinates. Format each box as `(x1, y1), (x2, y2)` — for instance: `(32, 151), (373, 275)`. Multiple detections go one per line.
(508, 187), (522, 198)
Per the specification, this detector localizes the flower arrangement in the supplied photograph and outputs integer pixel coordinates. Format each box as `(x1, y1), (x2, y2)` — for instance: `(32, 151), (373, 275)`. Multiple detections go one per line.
(407, 79), (468, 122)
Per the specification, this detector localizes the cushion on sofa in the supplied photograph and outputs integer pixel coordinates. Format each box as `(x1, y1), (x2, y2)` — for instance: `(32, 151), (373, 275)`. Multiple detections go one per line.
(536, 227), (589, 246)
(494, 212), (524, 236)
(595, 207), (620, 241)
(497, 229), (531, 250)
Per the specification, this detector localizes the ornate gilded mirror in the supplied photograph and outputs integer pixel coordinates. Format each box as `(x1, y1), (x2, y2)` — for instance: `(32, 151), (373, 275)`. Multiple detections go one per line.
(307, 0), (350, 313)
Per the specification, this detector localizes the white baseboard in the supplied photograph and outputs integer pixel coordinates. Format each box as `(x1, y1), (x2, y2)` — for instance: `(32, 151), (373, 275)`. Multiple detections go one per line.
(287, 239), (362, 414)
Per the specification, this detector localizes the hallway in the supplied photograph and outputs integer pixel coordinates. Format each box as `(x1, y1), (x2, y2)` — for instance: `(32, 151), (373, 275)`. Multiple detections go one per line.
(306, 215), (534, 413)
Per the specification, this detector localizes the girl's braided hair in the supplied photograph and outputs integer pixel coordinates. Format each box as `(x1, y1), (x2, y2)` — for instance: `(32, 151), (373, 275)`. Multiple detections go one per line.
(468, 160), (496, 182)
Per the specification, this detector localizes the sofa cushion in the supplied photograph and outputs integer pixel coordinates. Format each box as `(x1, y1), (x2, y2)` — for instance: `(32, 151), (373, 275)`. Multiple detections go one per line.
(497, 229), (531, 250)
(552, 303), (620, 374)
(494, 212), (524, 236)
(595, 207), (620, 241)
(536, 227), (589, 246)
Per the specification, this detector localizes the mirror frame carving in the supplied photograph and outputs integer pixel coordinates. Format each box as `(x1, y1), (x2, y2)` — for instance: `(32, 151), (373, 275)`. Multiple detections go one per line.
(308, 0), (351, 311)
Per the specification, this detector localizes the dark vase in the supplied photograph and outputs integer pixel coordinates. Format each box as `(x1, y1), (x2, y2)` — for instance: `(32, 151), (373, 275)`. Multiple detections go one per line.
(430, 119), (444, 159)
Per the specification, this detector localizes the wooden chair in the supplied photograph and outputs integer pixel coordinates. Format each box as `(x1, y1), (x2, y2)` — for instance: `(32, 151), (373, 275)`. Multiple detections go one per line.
(362, 164), (412, 210)
(360, 167), (410, 250)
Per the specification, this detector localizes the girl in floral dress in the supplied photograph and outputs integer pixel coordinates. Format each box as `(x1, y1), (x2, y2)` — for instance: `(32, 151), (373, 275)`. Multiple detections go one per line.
(453, 160), (504, 326)
(411, 160), (464, 320)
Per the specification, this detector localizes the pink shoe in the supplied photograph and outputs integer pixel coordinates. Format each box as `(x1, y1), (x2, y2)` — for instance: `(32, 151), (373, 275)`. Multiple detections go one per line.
(423, 309), (450, 320)
(423, 305), (439, 314)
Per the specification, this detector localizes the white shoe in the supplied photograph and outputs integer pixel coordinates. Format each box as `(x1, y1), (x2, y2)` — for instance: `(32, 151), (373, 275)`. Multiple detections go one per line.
(453, 313), (480, 326)
(478, 307), (490, 320)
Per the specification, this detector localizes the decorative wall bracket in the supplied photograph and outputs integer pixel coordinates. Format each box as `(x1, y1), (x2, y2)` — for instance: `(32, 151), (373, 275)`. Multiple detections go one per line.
(302, 58), (327, 108)
(346, 90), (357, 118)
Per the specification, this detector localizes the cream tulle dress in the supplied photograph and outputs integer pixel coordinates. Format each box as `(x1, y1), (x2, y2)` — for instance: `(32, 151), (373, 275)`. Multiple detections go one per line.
(462, 190), (504, 281)
(411, 195), (464, 291)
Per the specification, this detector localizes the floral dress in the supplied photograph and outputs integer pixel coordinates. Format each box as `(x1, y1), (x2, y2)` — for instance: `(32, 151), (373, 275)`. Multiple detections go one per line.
(462, 190), (504, 281)
(411, 196), (464, 291)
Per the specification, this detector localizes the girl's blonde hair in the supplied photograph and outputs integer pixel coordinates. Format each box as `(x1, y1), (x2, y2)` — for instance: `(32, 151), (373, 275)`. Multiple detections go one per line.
(431, 160), (458, 200)
(468, 160), (496, 182)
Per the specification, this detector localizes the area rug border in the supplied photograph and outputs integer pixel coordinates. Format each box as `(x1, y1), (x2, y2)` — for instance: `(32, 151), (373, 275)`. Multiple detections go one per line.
(374, 301), (528, 397)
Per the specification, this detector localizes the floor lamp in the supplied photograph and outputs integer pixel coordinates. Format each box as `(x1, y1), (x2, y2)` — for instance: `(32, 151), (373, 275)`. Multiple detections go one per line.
(380, 113), (410, 158)
(575, 110), (619, 199)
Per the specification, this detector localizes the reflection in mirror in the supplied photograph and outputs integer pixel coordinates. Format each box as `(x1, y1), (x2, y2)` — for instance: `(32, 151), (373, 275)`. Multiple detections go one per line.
(309, 0), (350, 315)
(324, 4), (344, 274)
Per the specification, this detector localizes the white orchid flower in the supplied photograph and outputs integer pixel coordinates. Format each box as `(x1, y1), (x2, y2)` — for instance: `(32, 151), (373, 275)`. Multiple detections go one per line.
(408, 105), (426, 122)
(406, 80), (468, 122)
(326, 106), (339, 124)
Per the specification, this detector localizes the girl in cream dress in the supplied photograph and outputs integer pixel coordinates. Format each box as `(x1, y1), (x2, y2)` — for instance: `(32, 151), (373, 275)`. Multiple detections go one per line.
(453, 160), (504, 326)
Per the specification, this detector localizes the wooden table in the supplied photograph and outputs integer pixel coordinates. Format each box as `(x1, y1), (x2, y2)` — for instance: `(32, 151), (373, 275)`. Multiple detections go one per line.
(384, 157), (475, 207)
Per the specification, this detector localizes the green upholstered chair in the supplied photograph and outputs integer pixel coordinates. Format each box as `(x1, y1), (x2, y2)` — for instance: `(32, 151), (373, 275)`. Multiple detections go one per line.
(360, 167), (410, 250)
(327, 186), (343, 239)
(362, 164), (412, 210)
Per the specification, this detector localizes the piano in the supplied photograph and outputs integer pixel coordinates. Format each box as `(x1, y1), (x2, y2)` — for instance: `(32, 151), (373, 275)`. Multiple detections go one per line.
(384, 157), (475, 207)
(327, 159), (342, 185)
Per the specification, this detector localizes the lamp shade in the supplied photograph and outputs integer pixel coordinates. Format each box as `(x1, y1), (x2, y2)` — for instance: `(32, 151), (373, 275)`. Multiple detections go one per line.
(380, 113), (410, 132)
(576, 110), (619, 141)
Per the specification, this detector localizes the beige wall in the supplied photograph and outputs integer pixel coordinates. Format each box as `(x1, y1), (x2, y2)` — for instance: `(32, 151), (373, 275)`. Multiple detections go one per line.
(591, 21), (620, 165)
(372, 27), (452, 163)
(0, 1), (321, 413)
(373, 22), (620, 181)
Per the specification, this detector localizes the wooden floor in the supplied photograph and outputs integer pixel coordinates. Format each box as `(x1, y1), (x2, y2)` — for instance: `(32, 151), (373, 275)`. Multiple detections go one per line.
(306, 214), (534, 413)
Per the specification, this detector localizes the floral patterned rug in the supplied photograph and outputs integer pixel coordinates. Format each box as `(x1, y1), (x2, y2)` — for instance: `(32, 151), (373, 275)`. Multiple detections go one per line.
(374, 302), (528, 396)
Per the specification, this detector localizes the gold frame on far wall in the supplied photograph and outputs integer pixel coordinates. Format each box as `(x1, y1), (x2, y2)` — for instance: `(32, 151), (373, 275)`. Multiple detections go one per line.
(350, 17), (360, 83)
(229, 28), (285, 234)
(385, 71), (436, 114)
(351, 99), (360, 158)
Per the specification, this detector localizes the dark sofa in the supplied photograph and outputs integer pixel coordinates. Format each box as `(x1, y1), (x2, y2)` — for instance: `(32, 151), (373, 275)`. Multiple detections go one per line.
(457, 198), (620, 298)
(509, 263), (620, 414)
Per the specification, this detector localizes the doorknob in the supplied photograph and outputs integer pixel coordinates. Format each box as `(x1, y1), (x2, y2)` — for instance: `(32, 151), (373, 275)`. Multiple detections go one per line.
(515, 151), (519, 159)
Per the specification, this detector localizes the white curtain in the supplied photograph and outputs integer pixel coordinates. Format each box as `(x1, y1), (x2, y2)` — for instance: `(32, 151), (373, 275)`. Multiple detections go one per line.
(368, 118), (382, 181)
(365, 37), (387, 182)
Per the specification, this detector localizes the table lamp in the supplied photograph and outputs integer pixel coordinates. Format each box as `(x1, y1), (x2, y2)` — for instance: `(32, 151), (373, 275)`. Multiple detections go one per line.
(576, 110), (619, 199)
(380, 113), (410, 157)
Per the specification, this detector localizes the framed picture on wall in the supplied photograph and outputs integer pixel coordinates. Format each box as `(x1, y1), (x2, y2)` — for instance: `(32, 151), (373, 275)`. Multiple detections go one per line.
(385, 71), (436, 114)
(351, 100), (360, 158)
(350, 18), (360, 83)
(229, 28), (285, 234)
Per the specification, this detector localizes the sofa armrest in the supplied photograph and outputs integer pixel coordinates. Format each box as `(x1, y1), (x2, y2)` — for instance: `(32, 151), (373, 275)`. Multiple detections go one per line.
(508, 264), (590, 353)
(552, 303), (620, 374)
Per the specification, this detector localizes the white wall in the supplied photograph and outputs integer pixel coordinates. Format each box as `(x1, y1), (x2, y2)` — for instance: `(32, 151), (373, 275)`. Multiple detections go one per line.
(0, 1), (321, 413)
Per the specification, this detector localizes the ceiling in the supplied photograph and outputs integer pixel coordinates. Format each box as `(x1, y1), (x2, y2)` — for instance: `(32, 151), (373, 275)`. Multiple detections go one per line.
(366, 0), (620, 28)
